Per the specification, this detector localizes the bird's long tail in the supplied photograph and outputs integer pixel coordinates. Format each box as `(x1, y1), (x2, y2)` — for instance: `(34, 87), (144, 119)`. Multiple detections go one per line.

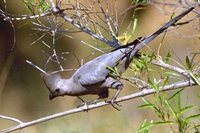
(133, 7), (194, 52)
(114, 7), (194, 72)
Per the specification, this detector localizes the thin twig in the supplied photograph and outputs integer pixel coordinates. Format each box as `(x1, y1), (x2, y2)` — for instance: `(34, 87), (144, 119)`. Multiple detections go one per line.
(0, 115), (23, 124)
(97, 0), (117, 41)
(58, 9), (119, 48)
(3, 12), (52, 21)
(152, 59), (189, 77)
(51, 30), (64, 70)
(50, 0), (58, 13)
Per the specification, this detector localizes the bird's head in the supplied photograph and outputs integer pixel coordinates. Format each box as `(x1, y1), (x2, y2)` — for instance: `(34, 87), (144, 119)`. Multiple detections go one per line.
(48, 87), (62, 100)
(41, 73), (70, 100)
(48, 79), (74, 100)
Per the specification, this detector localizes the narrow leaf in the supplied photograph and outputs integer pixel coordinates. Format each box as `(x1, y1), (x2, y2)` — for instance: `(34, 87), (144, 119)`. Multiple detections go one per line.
(137, 121), (174, 132)
(177, 106), (194, 115)
(137, 103), (154, 109)
(164, 51), (171, 63)
(165, 100), (177, 117)
(185, 56), (191, 69)
(189, 72), (200, 86)
(167, 88), (184, 102)
(186, 113), (200, 122)
(162, 76), (169, 87)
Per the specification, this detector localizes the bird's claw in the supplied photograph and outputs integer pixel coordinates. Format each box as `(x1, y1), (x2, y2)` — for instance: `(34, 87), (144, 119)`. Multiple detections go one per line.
(77, 102), (89, 112)
(77, 99), (101, 112)
(106, 98), (122, 111)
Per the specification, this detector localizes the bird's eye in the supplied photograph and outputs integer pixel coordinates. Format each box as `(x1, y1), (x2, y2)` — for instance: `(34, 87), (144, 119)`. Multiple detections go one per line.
(55, 88), (60, 92)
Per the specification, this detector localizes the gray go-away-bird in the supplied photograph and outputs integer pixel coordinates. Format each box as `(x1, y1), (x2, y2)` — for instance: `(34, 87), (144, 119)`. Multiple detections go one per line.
(27, 7), (193, 107)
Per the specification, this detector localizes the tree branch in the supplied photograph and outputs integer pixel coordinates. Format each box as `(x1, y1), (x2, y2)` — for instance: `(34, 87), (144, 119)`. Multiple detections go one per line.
(0, 77), (198, 133)
(58, 10), (119, 48)
(152, 59), (189, 77)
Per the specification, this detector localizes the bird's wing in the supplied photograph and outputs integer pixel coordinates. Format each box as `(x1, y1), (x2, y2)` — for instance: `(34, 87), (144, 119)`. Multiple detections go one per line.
(73, 58), (110, 86)
(72, 47), (134, 86)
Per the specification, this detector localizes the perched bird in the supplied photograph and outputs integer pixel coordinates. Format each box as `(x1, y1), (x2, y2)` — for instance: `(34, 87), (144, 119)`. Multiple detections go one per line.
(28, 7), (194, 107)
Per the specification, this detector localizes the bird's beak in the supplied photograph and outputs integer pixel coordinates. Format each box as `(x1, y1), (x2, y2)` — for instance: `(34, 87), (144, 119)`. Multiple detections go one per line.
(49, 93), (55, 100)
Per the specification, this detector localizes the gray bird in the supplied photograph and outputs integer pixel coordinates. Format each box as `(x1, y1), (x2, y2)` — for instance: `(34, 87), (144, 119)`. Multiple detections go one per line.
(28, 7), (193, 106)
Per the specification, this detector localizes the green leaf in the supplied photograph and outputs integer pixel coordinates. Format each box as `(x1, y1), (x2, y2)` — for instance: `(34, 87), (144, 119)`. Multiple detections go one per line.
(135, 59), (145, 69)
(170, 12), (176, 19)
(22, 0), (50, 14)
(137, 120), (153, 133)
(132, 18), (138, 34)
(148, 78), (158, 91)
(22, 0), (35, 14)
(137, 121), (175, 132)
(137, 103), (154, 109)
(131, 0), (148, 4)
(177, 93), (181, 112)
(165, 100), (177, 117)
(189, 72), (200, 86)
(114, 67), (120, 75)
(189, 124), (200, 132)
(137, 119), (150, 133)
(106, 66), (115, 72)
(164, 71), (182, 78)
(177, 106), (194, 116)
(148, 52), (155, 63)
(151, 121), (175, 126)
(186, 113), (200, 122)
(162, 76), (169, 87)
(116, 33), (132, 45)
(164, 51), (171, 63)
(37, 0), (50, 12)
(167, 88), (184, 102)
(141, 98), (152, 105)
(185, 56), (192, 69)
(140, 98), (160, 113)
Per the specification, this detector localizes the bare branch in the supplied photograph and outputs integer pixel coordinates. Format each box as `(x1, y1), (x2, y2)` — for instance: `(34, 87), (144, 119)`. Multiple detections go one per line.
(97, 0), (118, 43)
(51, 30), (64, 70)
(0, 77), (198, 133)
(26, 60), (47, 74)
(49, 0), (56, 10)
(0, 115), (23, 125)
(58, 9), (119, 48)
(152, 59), (189, 77)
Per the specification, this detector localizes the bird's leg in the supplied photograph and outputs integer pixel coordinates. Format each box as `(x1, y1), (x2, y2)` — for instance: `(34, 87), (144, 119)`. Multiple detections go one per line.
(111, 87), (122, 105)
(105, 79), (123, 111)
(88, 98), (104, 104)
(77, 98), (106, 111)
(77, 90), (108, 111)
(77, 96), (85, 103)
(106, 87), (122, 111)
(77, 96), (90, 111)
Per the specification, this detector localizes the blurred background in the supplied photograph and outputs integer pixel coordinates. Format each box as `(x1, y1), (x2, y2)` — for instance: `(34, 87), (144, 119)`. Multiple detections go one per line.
(0, 0), (200, 132)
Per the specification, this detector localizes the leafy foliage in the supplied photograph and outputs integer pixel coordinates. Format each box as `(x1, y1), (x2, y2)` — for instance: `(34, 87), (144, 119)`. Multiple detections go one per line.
(22, 0), (50, 14)
(131, 52), (200, 132)
(137, 89), (200, 132)
(131, 0), (148, 4)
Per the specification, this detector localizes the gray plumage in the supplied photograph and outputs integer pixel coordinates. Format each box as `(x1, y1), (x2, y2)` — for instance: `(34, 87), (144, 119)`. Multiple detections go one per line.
(40, 7), (193, 104)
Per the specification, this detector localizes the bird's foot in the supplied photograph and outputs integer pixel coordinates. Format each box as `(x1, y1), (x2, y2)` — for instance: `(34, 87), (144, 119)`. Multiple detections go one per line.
(106, 98), (122, 111)
(76, 96), (90, 112)
(77, 102), (90, 112)
(77, 99), (101, 112)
